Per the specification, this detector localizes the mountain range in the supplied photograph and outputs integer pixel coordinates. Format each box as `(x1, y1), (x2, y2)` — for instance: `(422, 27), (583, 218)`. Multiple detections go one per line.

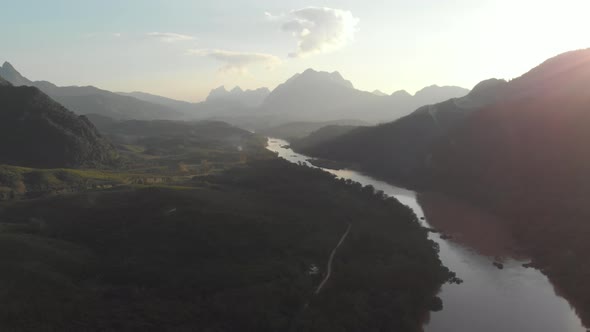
(295, 49), (590, 190)
(2, 62), (469, 127)
(0, 62), (184, 121)
(258, 68), (469, 123)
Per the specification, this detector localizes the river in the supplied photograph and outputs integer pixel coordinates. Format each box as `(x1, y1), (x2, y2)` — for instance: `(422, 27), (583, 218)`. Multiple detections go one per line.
(266, 138), (586, 332)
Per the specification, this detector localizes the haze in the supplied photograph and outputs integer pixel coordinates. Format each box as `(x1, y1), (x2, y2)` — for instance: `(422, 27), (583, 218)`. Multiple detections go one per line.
(1, 0), (587, 101)
(1, 1), (590, 331)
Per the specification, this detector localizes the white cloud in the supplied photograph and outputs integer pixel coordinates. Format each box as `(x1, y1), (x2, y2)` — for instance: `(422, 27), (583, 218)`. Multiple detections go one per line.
(280, 7), (359, 58)
(188, 49), (281, 73)
(264, 11), (285, 21)
(147, 32), (195, 43)
(113, 33), (122, 38)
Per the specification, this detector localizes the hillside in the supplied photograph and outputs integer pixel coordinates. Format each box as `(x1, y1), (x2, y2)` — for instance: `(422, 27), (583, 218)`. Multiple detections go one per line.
(117, 91), (197, 113)
(291, 125), (362, 152)
(295, 78), (506, 187)
(257, 119), (368, 141)
(296, 48), (590, 325)
(0, 62), (184, 120)
(87, 115), (264, 151)
(0, 84), (118, 168)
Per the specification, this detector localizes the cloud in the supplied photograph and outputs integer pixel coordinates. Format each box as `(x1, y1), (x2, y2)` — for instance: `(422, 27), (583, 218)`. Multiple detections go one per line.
(280, 7), (359, 58)
(188, 49), (281, 73)
(113, 33), (122, 38)
(264, 11), (285, 21)
(147, 32), (195, 43)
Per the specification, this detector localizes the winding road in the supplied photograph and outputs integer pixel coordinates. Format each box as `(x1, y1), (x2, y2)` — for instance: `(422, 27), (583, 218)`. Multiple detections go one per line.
(315, 222), (352, 295)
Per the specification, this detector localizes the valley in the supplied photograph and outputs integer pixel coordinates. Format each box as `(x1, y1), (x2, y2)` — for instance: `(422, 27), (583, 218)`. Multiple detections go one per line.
(2, 9), (589, 329)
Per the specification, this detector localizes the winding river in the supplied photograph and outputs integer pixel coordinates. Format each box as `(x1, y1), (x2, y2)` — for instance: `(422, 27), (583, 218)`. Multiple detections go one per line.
(266, 138), (586, 332)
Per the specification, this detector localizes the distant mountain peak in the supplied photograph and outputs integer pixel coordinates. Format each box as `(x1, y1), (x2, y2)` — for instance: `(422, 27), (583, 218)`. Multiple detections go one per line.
(0, 61), (33, 86)
(2, 61), (15, 70)
(204, 84), (270, 108)
(211, 85), (227, 92)
(372, 90), (388, 96)
(230, 86), (244, 94)
(330, 71), (344, 79)
(390, 90), (412, 98)
(414, 85), (469, 100)
(288, 68), (355, 89)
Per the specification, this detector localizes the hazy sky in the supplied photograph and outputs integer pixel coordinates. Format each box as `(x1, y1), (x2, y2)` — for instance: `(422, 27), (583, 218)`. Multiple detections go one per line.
(1, 0), (588, 101)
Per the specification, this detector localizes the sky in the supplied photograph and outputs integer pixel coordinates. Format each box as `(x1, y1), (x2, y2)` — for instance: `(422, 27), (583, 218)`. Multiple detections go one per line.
(0, 0), (588, 102)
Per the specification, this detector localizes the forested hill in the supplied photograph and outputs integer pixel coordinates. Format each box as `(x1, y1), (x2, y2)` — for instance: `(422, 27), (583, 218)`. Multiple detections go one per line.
(0, 84), (118, 168)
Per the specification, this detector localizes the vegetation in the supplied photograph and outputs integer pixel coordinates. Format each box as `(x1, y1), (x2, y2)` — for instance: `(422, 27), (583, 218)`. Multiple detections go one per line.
(86, 115), (272, 175)
(0, 87), (454, 331)
(291, 125), (362, 152)
(0, 159), (454, 331)
(258, 120), (367, 141)
(0, 84), (118, 168)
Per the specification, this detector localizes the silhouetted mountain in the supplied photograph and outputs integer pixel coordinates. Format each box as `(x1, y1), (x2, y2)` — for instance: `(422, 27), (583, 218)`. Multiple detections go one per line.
(0, 61), (33, 86)
(260, 68), (468, 122)
(296, 47), (590, 206)
(205, 86), (270, 107)
(295, 79), (500, 187)
(372, 89), (388, 96)
(0, 62), (184, 120)
(291, 125), (361, 152)
(0, 84), (118, 168)
(257, 119), (369, 141)
(117, 91), (197, 113)
(414, 85), (475, 106)
(431, 48), (590, 195)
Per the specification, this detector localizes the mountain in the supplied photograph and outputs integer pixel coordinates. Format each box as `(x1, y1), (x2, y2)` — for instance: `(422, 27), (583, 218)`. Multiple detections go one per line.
(117, 91), (197, 113)
(257, 119), (369, 141)
(260, 69), (377, 121)
(426, 48), (590, 327)
(430, 48), (590, 195)
(0, 61), (33, 86)
(117, 87), (271, 118)
(0, 62), (184, 121)
(260, 68), (469, 123)
(414, 85), (475, 106)
(296, 48), (590, 325)
(291, 125), (361, 153)
(0, 83), (118, 168)
(372, 89), (388, 96)
(298, 47), (590, 196)
(205, 86), (270, 107)
(295, 77), (505, 188)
